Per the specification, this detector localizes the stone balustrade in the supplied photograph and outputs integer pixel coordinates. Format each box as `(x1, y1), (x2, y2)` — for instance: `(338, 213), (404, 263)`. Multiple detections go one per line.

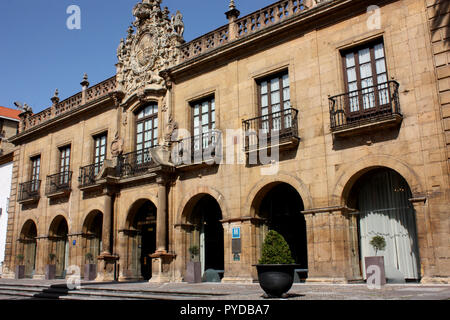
(21, 76), (117, 132)
(179, 0), (315, 63)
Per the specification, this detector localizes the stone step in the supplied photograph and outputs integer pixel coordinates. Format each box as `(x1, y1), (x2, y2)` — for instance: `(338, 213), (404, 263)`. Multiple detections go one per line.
(0, 283), (212, 300)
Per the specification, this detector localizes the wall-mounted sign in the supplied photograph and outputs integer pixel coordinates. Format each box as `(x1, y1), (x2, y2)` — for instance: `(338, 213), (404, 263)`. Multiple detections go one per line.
(232, 227), (241, 239)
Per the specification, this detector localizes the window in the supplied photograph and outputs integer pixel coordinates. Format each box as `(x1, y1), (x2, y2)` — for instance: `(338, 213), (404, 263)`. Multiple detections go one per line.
(191, 97), (216, 151)
(30, 155), (41, 192)
(93, 134), (107, 174)
(59, 145), (71, 184)
(135, 103), (158, 164)
(342, 40), (389, 117)
(258, 72), (292, 135)
(136, 103), (158, 151)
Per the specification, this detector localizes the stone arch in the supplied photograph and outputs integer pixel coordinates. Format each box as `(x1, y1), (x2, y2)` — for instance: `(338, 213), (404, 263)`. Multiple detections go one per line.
(243, 172), (313, 218)
(177, 186), (229, 225)
(332, 155), (425, 206)
(125, 198), (158, 230)
(81, 209), (103, 234)
(19, 219), (38, 239)
(48, 215), (69, 237)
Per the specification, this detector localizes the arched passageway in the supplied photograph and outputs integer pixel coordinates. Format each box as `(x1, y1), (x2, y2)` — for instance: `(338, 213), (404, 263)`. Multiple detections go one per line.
(126, 200), (157, 281)
(49, 216), (69, 279)
(255, 183), (308, 270)
(19, 220), (37, 278)
(186, 194), (224, 277)
(82, 211), (103, 264)
(348, 168), (420, 280)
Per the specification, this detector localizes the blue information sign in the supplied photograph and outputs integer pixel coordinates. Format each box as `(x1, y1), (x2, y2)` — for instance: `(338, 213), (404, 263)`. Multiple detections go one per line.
(232, 227), (241, 239)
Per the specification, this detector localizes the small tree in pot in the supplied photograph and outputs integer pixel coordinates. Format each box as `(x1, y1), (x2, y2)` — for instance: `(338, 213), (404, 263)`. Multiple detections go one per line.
(45, 253), (57, 280)
(15, 254), (25, 279)
(186, 245), (201, 283)
(254, 230), (299, 298)
(365, 235), (387, 286)
(84, 252), (97, 281)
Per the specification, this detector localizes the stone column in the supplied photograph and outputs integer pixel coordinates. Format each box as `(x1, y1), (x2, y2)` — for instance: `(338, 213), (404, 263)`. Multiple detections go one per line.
(96, 191), (118, 282)
(149, 175), (175, 283)
(101, 193), (112, 255)
(156, 177), (167, 254)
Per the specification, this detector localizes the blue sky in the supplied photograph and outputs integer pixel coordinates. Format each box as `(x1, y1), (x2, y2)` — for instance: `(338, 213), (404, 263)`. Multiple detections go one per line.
(0, 0), (276, 114)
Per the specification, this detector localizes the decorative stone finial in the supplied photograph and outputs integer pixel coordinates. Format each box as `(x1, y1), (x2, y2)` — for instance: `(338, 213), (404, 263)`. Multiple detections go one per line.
(51, 89), (60, 105)
(81, 73), (89, 88)
(229, 0), (236, 10)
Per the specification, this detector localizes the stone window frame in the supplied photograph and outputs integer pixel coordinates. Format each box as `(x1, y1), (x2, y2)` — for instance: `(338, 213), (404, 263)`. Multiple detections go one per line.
(256, 70), (291, 132)
(339, 37), (390, 119)
(93, 132), (107, 173)
(134, 102), (159, 151)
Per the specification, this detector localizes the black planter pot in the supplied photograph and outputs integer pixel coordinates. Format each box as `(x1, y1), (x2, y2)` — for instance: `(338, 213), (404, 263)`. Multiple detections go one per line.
(254, 264), (300, 298)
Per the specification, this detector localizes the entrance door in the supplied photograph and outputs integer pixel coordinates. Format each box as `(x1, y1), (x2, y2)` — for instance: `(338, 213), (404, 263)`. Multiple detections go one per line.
(23, 240), (36, 278)
(189, 195), (224, 277)
(55, 237), (67, 278)
(130, 200), (157, 281)
(21, 221), (37, 278)
(140, 223), (156, 280)
(356, 169), (420, 280)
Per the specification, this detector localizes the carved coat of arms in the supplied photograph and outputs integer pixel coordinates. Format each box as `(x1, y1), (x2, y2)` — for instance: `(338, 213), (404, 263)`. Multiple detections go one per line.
(116, 0), (185, 102)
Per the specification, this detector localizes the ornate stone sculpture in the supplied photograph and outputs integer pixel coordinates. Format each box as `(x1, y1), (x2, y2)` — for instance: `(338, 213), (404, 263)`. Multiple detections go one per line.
(171, 10), (184, 37)
(111, 132), (124, 156)
(116, 0), (184, 103)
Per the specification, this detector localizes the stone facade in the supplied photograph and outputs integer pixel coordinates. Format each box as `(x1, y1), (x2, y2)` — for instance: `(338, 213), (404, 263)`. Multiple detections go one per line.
(2, 0), (449, 284)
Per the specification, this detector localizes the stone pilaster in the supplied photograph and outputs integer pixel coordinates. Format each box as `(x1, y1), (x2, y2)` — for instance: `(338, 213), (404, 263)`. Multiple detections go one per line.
(32, 237), (48, 280)
(221, 217), (260, 284)
(303, 206), (361, 283)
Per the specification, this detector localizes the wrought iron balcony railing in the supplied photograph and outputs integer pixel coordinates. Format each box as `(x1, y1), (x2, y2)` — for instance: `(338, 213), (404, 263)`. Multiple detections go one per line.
(243, 108), (299, 152)
(79, 163), (102, 188)
(45, 171), (72, 195)
(172, 130), (222, 166)
(329, 81), (401, 132)
(117, 148), (158, 178)
(18, 180), (41, 202)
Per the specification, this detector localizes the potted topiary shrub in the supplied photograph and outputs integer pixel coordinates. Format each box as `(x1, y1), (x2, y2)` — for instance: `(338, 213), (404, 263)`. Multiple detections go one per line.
(365, 235), (387, 286)
(45, 253), (57, 280)
(185, 245), (201, 283)
(15, 254), (25, 279)
(253, 230), (300, 298)
(84, 252), (97, 281)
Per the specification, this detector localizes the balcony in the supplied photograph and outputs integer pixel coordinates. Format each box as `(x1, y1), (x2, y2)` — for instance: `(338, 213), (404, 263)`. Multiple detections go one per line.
(79, 163), (102, 189)
(243, 108), (300, 153)
(18, 180), (41, 204)
(329, 81), (402, 137)
(172, 130), (222, 168)
(45, 171), (72, 198)
(117, 148), (159, 178)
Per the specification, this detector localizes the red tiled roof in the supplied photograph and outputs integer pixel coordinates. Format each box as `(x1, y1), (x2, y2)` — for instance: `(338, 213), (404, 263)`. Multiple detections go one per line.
(0, 106), (21, 121)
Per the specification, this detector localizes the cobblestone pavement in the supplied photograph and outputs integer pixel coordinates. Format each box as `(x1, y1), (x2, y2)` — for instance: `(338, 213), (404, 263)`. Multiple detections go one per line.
(0, 279), (449, 300)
